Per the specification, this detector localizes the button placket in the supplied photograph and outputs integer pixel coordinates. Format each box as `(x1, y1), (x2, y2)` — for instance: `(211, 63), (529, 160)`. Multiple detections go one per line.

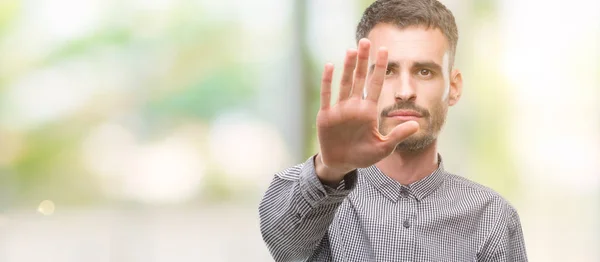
(399, 187), (410, 198)
(399, 186), (415, 230)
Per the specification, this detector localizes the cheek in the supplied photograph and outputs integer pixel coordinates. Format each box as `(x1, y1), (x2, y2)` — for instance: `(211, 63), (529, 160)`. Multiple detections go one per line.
(421, 80), (447, 102)
(376, 84), (396, 110)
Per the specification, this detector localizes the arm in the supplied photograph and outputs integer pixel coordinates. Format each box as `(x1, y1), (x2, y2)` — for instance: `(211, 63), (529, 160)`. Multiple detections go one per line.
(478, 206), (528, 262)
(259, 39), (418, 261)
(258, 155), (357, 261)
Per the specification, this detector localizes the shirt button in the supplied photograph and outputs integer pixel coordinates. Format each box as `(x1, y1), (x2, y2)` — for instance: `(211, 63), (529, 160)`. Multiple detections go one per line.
(400, 187), (410, 197)
(403, 220), (411, 228)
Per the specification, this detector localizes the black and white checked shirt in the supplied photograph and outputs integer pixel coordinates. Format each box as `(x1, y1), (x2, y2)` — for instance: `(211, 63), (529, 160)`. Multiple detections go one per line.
(259, 155), (527, 261)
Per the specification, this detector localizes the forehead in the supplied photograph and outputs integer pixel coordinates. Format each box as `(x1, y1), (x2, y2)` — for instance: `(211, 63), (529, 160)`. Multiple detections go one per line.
(366, 23), (449, 65)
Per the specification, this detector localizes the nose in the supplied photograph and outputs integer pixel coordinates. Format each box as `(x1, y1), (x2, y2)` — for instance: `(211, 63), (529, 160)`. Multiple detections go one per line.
(394, 72), (416, 102)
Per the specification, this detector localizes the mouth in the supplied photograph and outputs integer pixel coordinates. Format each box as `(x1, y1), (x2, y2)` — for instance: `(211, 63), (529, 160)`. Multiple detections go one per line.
(386, 110), (422, 121)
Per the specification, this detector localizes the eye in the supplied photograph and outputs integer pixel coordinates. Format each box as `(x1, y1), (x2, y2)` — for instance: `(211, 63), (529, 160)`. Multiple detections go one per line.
(419, 69), (431, 76)
(385, 68), (394, 76)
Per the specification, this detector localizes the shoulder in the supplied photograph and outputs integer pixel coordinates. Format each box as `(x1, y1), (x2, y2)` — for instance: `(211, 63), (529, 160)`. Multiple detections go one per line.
(443, 173), (520, 217)
(445, 174), (530, 260)
(275, 163), (304, 181)
(273, 156), (317, 181)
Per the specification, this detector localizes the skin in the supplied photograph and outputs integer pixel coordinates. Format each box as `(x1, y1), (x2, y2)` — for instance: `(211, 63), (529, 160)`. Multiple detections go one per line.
(315, 23), (463, 186)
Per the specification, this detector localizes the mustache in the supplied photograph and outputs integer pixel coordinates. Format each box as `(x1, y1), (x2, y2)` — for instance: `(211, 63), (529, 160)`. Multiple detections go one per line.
(380, 101), (430, 118)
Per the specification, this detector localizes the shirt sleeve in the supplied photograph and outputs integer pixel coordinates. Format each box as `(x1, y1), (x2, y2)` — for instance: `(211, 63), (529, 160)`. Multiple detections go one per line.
(478, 205), (528, 262)
(258, 155), (357, 262)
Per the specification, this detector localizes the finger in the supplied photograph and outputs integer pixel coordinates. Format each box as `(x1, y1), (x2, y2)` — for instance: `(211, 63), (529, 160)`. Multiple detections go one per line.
(351, 38), (371, 98)
(367, 47), (388, 102)
(320, 63), (334, 110)
(338, 49), (358, 102)
(382, 121), (419, 149)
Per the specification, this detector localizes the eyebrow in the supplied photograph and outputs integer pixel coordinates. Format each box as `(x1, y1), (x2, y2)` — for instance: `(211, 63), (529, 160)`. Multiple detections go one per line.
(414, 61), (443, 73)
(369, 60), (443, 74)
(369, 61), (399, 74)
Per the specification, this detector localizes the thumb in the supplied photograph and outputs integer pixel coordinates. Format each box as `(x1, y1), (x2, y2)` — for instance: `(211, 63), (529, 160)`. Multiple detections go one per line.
(382, 121), (419, 148)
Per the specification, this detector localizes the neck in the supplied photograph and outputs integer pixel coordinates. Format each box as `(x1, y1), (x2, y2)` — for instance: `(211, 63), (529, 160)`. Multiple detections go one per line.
(375, 141), (439, 185)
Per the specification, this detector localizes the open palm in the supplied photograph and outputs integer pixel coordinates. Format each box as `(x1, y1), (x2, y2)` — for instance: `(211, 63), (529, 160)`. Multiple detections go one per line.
(317, 39), (419, 175)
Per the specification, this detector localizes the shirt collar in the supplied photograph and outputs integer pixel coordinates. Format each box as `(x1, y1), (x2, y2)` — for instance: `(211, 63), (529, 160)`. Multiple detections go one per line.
(361, 154), (448, 202)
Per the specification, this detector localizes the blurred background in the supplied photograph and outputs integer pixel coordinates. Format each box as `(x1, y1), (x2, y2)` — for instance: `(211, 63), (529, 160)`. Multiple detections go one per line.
(0, 0), (598, 261)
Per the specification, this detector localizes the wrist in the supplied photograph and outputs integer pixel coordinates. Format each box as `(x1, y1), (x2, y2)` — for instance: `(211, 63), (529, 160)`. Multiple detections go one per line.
(314, 153), (354, 187)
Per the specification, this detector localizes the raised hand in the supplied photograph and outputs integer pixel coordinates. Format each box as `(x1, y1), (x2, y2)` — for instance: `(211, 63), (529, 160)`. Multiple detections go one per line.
(315, 39), (419, 184)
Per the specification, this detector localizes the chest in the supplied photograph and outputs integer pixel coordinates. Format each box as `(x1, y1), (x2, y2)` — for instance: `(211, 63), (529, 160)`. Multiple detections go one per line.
(326, 189), (484, 261)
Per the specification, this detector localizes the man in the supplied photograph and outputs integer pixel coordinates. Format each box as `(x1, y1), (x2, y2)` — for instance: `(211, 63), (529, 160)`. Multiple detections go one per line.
(259, 0), (527, 261)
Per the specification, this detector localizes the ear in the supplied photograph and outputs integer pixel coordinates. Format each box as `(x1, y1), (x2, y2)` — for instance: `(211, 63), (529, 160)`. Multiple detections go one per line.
(448, 68), (462, 106)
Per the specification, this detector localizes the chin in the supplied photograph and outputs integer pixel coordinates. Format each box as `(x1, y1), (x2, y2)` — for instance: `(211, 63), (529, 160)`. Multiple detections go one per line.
(395, 134), (436, 153)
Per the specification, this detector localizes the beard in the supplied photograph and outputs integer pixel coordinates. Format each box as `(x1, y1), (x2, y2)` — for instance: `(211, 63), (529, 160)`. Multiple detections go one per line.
(378, 100), (447, 153)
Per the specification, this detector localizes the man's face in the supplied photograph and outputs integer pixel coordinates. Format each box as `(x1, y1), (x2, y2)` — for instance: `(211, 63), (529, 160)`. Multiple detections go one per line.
(367, 23), (462, 152)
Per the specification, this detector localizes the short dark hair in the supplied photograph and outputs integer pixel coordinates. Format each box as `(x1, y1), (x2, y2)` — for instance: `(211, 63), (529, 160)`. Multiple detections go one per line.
(356, 0), (458, 65)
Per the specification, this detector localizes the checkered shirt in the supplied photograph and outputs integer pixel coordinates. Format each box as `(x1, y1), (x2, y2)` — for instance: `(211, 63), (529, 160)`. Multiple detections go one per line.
(259, 155), (528, 261)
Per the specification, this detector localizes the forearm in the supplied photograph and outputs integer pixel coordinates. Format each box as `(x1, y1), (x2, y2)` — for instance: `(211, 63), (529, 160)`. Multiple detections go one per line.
(259, 155), (357, 261)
